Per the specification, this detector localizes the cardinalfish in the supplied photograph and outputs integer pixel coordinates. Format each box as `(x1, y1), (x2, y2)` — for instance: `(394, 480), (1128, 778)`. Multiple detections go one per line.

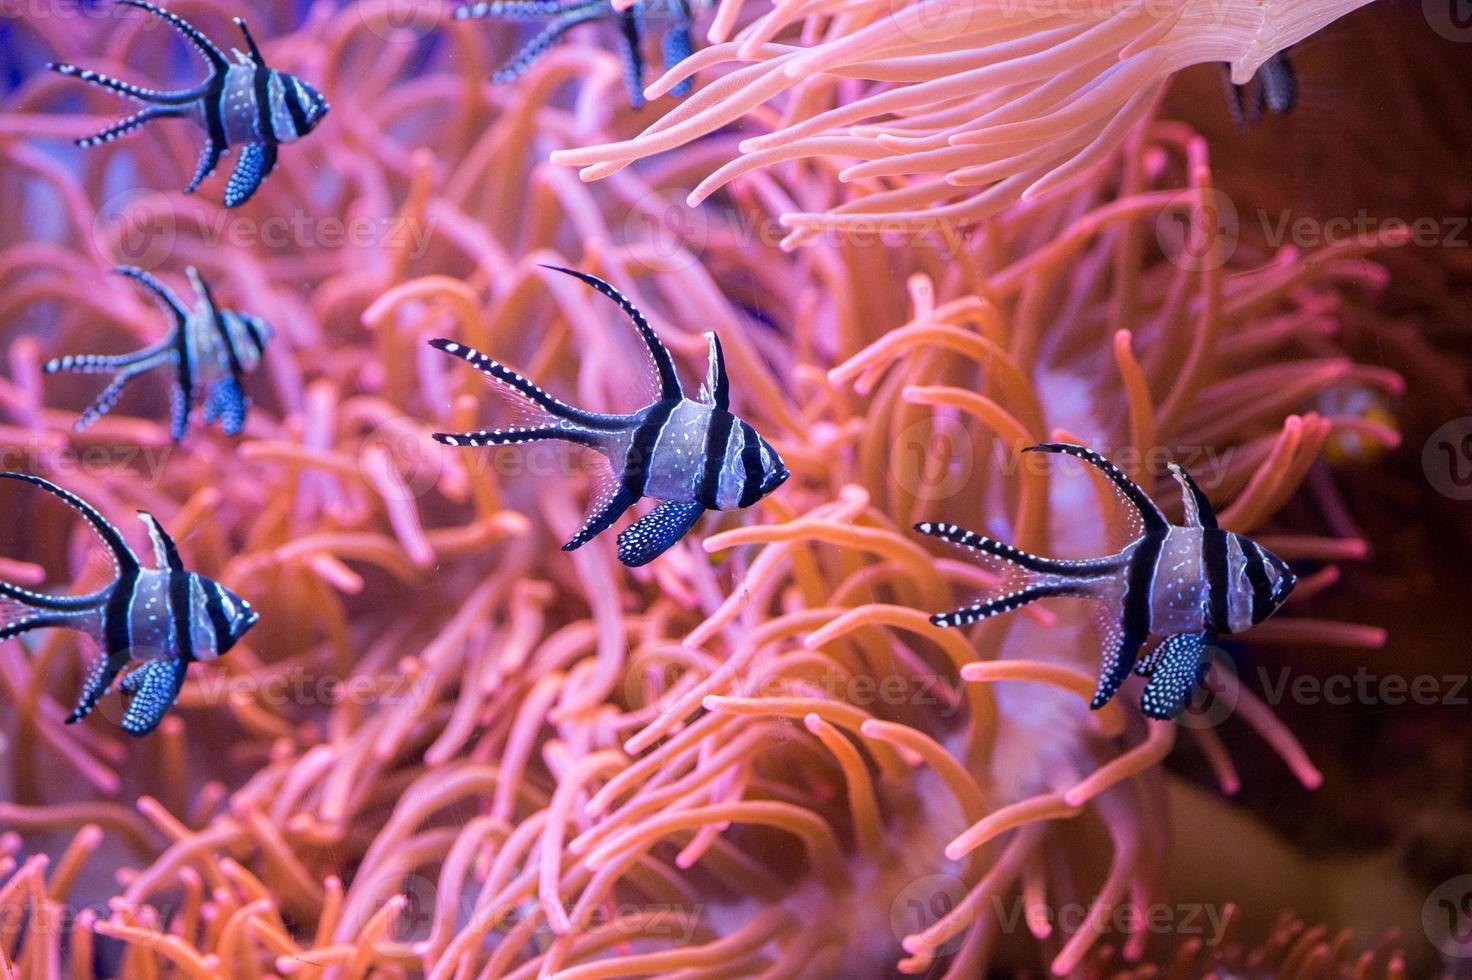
(49, 0), (328, 207)
(916, 444), (1297, 720)
(430, 265), (789, 567)
(45, 266), (271, 440)
(0, 473), (257, 735)
(455, 0), (695, 109)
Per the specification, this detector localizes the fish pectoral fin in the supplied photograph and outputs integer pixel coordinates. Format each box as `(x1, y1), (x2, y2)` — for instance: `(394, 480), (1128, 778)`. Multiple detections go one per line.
(119, 659), (189, 736)
(563, 483), (640, 553)
(66, 651), (130, 725)
(1138, 631), (1215, 721)
(223, 142), (278, 208)
(617, 500), (705, 567)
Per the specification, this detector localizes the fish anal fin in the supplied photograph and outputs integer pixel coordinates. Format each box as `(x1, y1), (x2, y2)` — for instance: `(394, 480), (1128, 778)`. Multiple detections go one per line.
(1089, 605), (1147, 711)
(67, 651), (130, 724)
(186, 140), (225, 194)
(563, 481), (639, 553)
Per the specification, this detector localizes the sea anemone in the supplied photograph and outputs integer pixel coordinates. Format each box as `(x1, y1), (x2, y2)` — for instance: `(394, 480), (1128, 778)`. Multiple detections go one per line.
(551, 0), (1379, 244)
(0, 0), (1450, 977)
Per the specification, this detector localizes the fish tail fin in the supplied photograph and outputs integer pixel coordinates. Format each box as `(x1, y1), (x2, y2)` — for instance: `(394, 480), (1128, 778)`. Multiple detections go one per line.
(914, 521), (1106, 577)
(432, 426), (601, 449)
(914, 522), (1111, 629)
(0, 581), (93, 644)
(927, 581), (1085, 629)
(428, 338), (609, 429)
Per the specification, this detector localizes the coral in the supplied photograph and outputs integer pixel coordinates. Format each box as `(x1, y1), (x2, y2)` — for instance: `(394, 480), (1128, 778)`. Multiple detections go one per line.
(552, 0), (1379, 244)
(0, 1), (1436, 978)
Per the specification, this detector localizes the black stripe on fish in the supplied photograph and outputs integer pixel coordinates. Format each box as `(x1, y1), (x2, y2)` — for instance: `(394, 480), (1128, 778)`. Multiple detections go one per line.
(169, 572), (194, 663)
(195, 273), (246, 384)
(1242, 538), (1274, 625)
(204, 580), (232, 653)
(281, 78), (310, 139)
(1095, 524), (1164, 708)
(627, 399), (679, 495)
(236, 17), (280, 146)
(697, 408), (733, 510)
(103, 563), (138, 664)
(1204, 527), (1230, 634)
(196, 65), (229, 191)
(738, 420), (763, 508)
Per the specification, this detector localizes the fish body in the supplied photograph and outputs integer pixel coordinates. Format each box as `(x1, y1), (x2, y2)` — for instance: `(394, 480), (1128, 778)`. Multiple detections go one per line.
(48, 0), (329, 207)
(430, 265), (788, 567)
(917, 444), (1296, 719)
(45, 266), (271, 439)
(455, 0), (695, 108)
(0, 473), (257, 735)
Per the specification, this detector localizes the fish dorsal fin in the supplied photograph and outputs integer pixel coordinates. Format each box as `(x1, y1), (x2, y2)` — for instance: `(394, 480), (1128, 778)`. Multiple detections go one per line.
(1024, 443), (1168, 536)
(189, 268), (246, 380)
(118, 0), (229, 73)
(137, 512), (185, 572)
(698, 331), (729, 411)
(1168, 463), (1217, 530)
(116, 266), (188, 327)
(0, 473), (140, 577)
(540, 265), (683, 403)
(233, 18), (268, 67)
